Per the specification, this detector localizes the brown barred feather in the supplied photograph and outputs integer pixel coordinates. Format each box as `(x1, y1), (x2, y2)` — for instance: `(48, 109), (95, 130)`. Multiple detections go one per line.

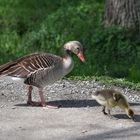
(0, 53), (62, 78)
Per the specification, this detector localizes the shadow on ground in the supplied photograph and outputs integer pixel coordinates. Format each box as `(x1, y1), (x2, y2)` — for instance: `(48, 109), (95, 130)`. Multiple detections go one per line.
(130, 102), (140, 106)
(15, 99), (99, 108)
(113, 114), (140, 122)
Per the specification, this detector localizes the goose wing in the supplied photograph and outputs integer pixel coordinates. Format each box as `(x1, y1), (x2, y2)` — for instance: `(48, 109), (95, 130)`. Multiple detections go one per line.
(0, 53), (62, 78)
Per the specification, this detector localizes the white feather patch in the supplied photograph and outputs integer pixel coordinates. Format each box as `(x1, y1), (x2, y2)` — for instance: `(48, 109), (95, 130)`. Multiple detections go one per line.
(63, 57), (73, 69)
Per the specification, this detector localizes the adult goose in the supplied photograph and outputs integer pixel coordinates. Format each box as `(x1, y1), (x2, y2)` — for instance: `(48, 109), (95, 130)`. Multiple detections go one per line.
(0, 41), (85, 108)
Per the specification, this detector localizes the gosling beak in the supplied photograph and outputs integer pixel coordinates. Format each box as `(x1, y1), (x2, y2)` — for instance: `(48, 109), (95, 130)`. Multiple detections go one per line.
(77, 51), (85, 62)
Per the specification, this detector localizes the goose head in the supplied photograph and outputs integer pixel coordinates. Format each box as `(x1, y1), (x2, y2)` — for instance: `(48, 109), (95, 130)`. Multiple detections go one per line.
(63, 41), (85, 62)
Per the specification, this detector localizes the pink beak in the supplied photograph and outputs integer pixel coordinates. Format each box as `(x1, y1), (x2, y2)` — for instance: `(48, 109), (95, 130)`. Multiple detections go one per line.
(77, 51), (85, 62)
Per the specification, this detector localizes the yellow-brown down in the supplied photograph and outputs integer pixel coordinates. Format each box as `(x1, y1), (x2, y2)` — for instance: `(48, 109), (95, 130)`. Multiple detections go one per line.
(92, 89), (134, 119)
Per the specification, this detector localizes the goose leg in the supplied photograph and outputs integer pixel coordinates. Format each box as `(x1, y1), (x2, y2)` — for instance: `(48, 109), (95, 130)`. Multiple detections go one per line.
(27, 86), (59, 108)
(107, 109), (118, 120)
(38, 88), (59, 109)
(107, 109), (111, 115)
(27, 86), (41, 106)
(27, 86), (33, 105)
(102, 106), (108, 115)
(38, 88), (46, 107)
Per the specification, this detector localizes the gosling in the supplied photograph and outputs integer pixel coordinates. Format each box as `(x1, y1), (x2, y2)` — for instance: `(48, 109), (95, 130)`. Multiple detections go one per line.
(92, 89), (135, 120)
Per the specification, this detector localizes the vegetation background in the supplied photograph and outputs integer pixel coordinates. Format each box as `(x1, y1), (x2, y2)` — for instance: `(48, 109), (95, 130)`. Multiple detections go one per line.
(0, 0), (140, 82)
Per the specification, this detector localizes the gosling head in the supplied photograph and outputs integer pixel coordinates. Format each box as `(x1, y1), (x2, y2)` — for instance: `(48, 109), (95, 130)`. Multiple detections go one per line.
(127, 108), (135, 121)
(63, 41), (85, 62)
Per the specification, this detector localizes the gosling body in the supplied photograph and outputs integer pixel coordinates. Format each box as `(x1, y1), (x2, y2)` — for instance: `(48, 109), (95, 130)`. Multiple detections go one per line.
(92, 89), (134, 120)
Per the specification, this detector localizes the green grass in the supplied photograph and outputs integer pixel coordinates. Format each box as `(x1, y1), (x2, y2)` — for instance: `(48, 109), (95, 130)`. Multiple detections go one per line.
(0, 0), (140, 82)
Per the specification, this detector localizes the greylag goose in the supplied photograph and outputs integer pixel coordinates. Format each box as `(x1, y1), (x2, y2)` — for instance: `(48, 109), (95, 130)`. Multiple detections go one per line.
(0, 41), (85, 108)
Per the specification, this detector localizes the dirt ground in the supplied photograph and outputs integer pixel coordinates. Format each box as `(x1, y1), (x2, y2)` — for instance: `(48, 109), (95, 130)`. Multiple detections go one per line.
(0, 77), (140, 140)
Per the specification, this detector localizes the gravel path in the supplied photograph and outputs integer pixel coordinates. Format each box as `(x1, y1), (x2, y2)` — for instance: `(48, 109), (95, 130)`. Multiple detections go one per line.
(0, 76), (140, 140)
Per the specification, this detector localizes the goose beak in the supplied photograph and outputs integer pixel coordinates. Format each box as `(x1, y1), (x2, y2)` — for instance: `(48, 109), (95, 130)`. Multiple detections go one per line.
(77, 51), (85, 62)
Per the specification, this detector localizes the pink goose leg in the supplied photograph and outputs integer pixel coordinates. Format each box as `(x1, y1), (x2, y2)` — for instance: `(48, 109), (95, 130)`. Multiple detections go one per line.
(27, 86), (42, 106)
(27, 86), (59, 108)
(39, 88), (59, 109)
(38, 88), (46, 107)
(27, 86), (33, 105)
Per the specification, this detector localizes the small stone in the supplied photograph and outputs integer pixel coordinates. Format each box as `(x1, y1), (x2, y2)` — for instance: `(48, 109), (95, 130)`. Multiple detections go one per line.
(11, 106), (16, 109)
(62, 84), (65, 88)
(81, 90), (85, 94)
(81, 130), (88, 133)
(0, 105), (4, 108)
